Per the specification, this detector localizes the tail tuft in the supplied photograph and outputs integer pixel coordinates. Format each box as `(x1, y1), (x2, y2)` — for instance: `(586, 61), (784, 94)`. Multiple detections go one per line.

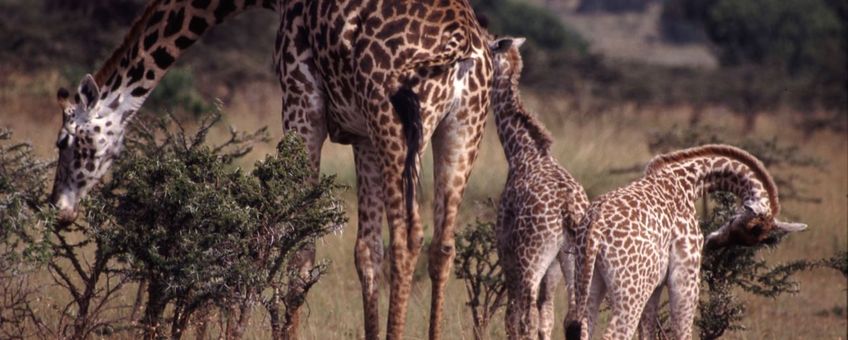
(390, 86), (422, 229)
(565, 321), (582, 340)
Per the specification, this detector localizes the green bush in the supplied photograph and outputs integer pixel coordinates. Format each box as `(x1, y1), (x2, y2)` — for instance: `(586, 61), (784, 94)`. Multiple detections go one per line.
(0, 109), (345, 339)
(454, 201), (506, 340)
(91, 112), (346, 338)
(0, 130), (54, 339)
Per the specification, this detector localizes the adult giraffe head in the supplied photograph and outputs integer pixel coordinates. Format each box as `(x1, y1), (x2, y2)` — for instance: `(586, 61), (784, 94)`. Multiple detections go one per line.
(51, 74), (133, 224)
(49, 0), (276, 224)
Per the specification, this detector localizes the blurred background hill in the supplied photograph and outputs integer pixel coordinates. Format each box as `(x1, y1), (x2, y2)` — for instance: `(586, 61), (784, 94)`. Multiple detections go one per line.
(2, 0), (844, 117)
(0, 0), (845, 338)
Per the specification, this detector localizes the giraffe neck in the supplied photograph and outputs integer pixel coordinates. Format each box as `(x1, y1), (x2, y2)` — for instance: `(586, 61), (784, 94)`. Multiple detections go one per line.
(649, 156), (773, 214)
(491, 76), (553, 169)
(93, 0), (274, 117)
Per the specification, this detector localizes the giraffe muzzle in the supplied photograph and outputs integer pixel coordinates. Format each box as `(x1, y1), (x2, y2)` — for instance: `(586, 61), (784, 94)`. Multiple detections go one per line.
(57, 208), (78, 226)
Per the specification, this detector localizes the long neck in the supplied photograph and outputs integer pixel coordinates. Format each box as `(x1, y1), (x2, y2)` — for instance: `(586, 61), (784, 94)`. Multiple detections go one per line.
(94, 0), (274, 116)
(491, 74), (552, 168)
(649, 156), (773, 213)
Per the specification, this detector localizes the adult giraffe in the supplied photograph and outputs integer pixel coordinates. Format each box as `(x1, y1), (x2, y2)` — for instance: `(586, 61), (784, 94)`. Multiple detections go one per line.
(48, 0), (493, 339)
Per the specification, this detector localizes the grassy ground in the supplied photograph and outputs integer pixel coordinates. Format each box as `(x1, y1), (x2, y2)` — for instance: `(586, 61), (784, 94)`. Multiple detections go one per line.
(2, 68), (844, 338)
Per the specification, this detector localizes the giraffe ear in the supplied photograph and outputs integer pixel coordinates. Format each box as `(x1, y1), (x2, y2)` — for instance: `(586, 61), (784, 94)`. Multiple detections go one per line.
(511, 37), (526, 49)
(774, 219), (807, 233)
(490, 37), (526, 54)
(77, 74), (100, 110)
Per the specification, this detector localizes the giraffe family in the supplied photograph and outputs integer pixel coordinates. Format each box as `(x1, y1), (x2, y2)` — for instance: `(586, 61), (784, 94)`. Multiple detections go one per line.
(50, 0), (491, 339)
(564, 144), (807, 340)
(489, 36), (587, 340)
(47, 1), (809, 339)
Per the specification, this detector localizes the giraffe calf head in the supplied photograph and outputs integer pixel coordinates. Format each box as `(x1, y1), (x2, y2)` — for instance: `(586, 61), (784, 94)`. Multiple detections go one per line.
(490, 36), (526, 83)
(705, 203), (807, 249)
(51, 74), (130, 225)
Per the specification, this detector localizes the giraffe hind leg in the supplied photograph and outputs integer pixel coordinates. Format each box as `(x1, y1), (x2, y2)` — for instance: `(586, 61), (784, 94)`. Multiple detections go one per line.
(538, 260), (564, 340)
(361, 78), (424, 340)
(353, 143), (386, 340)
(427, 93), (488, 340)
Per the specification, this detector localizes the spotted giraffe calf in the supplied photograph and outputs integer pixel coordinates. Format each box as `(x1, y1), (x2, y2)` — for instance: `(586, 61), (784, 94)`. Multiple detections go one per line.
(564, 144), (807, 340)
(490, 37), (589, 340)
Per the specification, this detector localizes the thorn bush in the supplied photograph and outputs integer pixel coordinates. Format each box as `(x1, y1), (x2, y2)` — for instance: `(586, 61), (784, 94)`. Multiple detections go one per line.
(0, 129), (54, 339)
(1, 108), (346, 339)
(454, 200), (507, 340)
(89, 111), (346, 339)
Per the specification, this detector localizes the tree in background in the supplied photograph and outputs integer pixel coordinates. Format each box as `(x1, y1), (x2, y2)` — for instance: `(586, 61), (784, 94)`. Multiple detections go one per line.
(471, 0), (593, 90)
(576, 0), (656, 13)
(661, 0), (846, 111)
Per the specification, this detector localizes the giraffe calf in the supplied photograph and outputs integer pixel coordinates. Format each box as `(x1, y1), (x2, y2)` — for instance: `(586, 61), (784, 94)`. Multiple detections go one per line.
(490, 37), (589, 340)
(565, 144), (807, 340)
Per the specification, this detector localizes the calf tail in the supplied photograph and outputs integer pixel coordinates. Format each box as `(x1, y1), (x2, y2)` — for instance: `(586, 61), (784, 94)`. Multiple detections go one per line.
(566, 223), (601, 340)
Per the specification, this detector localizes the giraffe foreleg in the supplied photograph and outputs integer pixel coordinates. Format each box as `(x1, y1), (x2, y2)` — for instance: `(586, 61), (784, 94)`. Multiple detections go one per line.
(361, 81), (425, 340)
(353, 143), (386, 340)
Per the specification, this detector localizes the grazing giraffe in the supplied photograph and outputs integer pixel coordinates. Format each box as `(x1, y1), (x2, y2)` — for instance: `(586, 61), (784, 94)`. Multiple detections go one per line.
(490, 37), (588, 340)
(564, 144), (807, 340)
(49, 1), (493, 339)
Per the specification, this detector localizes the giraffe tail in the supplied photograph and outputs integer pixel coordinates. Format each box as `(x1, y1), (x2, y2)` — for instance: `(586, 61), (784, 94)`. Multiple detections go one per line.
(390, 86), (422, 230)
(565, 221), (601, 340)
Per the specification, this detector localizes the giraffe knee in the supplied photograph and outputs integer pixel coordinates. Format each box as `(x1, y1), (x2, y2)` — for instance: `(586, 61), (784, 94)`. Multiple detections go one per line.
(427, 242), (455, 278)
(354, 241), (371, 273)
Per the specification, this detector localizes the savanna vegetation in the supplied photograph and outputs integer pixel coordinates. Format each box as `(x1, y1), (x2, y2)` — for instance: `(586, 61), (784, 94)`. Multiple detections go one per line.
(1, 0), (845, 339)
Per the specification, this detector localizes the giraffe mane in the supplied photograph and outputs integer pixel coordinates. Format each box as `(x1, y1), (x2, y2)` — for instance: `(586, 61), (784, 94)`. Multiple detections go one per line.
(496, 50), (554, 153)
(645, 144), (780, 215)
(94, 1), (161, 85)
(514, 104), (555, 152)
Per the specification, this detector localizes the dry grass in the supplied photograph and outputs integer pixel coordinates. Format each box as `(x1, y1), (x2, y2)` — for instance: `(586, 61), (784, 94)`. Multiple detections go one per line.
(1, 71), (845, 339)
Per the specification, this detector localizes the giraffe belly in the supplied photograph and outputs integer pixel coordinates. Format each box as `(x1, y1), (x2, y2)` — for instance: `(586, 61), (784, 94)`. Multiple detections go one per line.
(326, 99), (369, 144)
